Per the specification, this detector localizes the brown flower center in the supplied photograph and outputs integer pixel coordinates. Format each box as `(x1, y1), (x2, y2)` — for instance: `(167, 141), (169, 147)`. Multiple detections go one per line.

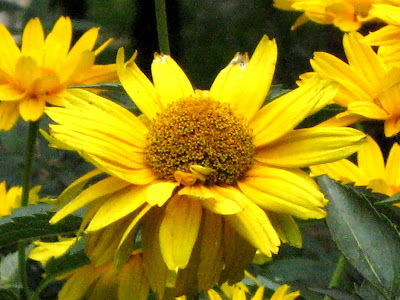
(145, 95), (255, 185)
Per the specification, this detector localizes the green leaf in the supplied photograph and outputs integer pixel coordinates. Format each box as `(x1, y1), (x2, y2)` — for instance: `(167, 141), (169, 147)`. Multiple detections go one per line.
(0, 289), (19, 300)
(317, 176), (400, 299)
(374, 192), (400, 206)
(0, 204), (82, 248)
(355, 279), (387, 300)
(45, 236), (90, 277)
(68, 83), (123, 92)
(0, 252), (21, 289)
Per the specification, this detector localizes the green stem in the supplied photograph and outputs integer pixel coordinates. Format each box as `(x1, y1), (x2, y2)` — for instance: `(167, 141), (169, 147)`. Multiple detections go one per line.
(324, 254), (347, 300)
(155, 0), (170, 54)
(19, 120), (40, 300)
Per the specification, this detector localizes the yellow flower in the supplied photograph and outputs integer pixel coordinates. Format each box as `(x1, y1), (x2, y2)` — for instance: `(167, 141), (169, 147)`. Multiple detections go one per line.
(57, 252), (150, 300)
(274, 0), (389, 31)
(363, 4), (400, 67)
(0, 16), (117, 130)
(45, 35), (365, 296)
(0, 181), (41, 217)
(302, 31), (400, 136)
(311, 135), (400, 205)
(207, 284), (300, 300)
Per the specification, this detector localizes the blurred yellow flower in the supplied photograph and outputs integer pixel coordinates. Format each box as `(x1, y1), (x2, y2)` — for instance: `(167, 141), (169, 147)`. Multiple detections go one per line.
(0, 16), (117, 130)
(57, 252), (150, 300)
(45, 35), (365, 296)
(311, 135), (400, 206)
(0, 181), (41, 217)
(363, 4), (400, 67)
(274, 0), (393, 31)
(29, 237), (78, 265)
(301, 31), (400, 136)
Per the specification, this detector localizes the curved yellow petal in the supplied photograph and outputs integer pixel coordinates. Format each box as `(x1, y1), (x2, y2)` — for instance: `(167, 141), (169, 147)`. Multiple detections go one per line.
(43, 16), (72, 73)
(0, 23), (20, 75)
(251, 76), (337, 147)
(66, 27), (99, 61)
(268, 213), (302, 248)
(239, 166), (327, 219)
(384, 115), (400, 137)
(310, 159), (370, 186)
(86, 184), (148, 232)
(116, 48), (161, 120)
(270, 284), (300, 300)
(255, 127), (366, 168)
(224, 199), (280, 256)
(0, 101), (19, 131)
(228, 35), (277, 120)
(358, 136), (385, 181)
(207, 289), (223, 300)
(21, 18), (44, 64)
(50, 176), (130, 224)
(347, 101), (390, 119)
(178, 185), (245, 215)
(251, 287), (265, 300)
(159, 195), (202, 270)
(386, 142), (400, 189)
(363, 25), (400, 46)
(151, 54), (194, 107)
(146, 181), (179, 206)
(19, 97), (45, 121)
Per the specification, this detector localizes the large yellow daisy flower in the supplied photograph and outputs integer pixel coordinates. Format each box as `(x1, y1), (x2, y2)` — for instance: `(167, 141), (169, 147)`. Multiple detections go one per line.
(301, 31), (400, 136)
(311, 135), (400, 205)
(274, 0), (390, 31)
(0, 16), (117, 130)
(45, 35), (365, 296)
(363, 4), (400, 67)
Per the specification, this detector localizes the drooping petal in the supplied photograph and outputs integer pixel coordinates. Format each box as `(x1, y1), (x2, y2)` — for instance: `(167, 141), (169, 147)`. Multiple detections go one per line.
(118, 254), (150, 300)
(159, 195), (202, 270)
(43, 16), (72, 73)
(227, 35), (277, 120)
(50, 176), (131, 224)
(224, 199), (280, 256)
(0, 23), (20, 75)
(239, 165), (327, 219)
(21, 18), (44, 64)
(347, 101), (390, 120)
(0, 101), (20, 130)
(178, 185), (245, 215)
(146, 181), (179, 206)
(358, 136), (386, 181)
(255, 127), (366, 168)
(386, 142), (400, 189)
(151, 54), (194, 107)
(310, 159), (370, 186)
(268, 213), (302, 248)
(116, 48), (161, 120)
(86, 184), (148, 232)
(19, 97), (46, 121)
(251, 76), (337, 147)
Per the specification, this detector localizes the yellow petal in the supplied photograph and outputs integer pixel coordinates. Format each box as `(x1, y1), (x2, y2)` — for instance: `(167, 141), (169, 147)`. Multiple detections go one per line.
(43, 17), (72, 72)
(347, 101), (389, 119)
(251, 287), (265, 300)
(61, 50), (96, 84)
(207, 290), (223, 300)
(74, 64), (117, 85)
(118, 254), (150, 300)
(270, 284), (300, 300)
(21, 18), (44, 64)
(255, 127), (366, 168)
(210, 53), (247, 104)
(363, 25), (400, 46)
(0, 23), (20, 75)
(0, 101), (19, 131)
(239, 165), (327, 219)
(86, 184), (148, 232)
(179, 185), (245, 215)
(65, 27), (99, 64)
(50, 176), (130, 224)
(310, 159), (370, 186)
(228, 35), (277, 120)
(251, 76), (337, 147)
(315, 113), (364, 128)
(384, 115), (400, 137)
(159, 195), (202, 270)
(224, 199), (280, 256)
(358, 136), (385, 181)
(116, 48), (161, 120)
(14, 56), (39, 90)
(19, 97), (46, 121)
(386, 142), (400, 189)
(151, 54), (194, 107)
(268, 213), (302, 248)
(146, 181), (179, 206)
(0, 84), (27, 101)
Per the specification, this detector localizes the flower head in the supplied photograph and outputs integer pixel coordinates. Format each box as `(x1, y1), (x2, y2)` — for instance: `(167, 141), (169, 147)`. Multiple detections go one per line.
(0, 181), (41, 217)
(274, 0), (391, 31)
(0, 16), (117, 130)
(311, 135), (400, 205)
(302, 31), (400, 136)
(45, 35), (365, 296)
